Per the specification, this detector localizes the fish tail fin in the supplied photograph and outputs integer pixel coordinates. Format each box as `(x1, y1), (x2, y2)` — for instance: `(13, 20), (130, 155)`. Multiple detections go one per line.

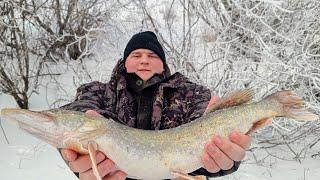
(265, 90), (318, 121)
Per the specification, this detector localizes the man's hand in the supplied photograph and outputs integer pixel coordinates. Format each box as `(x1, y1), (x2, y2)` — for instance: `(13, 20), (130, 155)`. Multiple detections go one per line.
(201, 132), (251, 173)
(61, 110), (127, 180)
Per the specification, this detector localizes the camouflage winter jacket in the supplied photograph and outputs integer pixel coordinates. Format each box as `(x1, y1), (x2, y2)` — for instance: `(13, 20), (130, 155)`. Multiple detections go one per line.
(61, 59), (240, 178)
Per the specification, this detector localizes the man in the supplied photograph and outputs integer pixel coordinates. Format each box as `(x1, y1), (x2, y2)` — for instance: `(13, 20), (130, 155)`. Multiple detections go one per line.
(60, 31), (251, 180)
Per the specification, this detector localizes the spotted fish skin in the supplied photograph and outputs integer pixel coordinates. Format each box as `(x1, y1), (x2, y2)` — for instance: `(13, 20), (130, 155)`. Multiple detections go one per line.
(1, 90), (318, 179)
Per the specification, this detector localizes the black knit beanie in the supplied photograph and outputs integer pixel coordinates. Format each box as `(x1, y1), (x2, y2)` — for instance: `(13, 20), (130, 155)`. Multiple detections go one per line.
(123, 31), (166, 63)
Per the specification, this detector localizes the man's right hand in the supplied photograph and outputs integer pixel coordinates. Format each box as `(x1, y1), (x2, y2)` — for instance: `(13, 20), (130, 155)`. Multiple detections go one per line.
(61, 110), (127, 180)
(61, 149), (126, 180)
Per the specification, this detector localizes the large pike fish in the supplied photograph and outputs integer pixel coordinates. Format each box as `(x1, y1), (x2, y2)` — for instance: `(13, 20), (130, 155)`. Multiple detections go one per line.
(1, 90), (318, 180)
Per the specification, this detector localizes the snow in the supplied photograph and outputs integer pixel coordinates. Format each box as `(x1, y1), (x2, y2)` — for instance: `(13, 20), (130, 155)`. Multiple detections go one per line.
(0, 118), (77, 180)
(1, 3), (319, 178)
(222, 158), (320, 180)
(224, 149), (320, 180)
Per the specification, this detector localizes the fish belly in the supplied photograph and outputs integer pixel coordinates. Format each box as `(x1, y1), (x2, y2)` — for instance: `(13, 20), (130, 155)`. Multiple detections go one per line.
(96, 139), (202, 179)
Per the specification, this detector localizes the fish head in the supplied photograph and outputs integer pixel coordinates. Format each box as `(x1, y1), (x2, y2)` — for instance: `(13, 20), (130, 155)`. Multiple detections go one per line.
(1, 108), (106, 153)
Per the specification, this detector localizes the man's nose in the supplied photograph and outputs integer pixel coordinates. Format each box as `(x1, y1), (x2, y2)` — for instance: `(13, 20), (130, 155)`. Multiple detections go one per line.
(140, 55), (149, 64)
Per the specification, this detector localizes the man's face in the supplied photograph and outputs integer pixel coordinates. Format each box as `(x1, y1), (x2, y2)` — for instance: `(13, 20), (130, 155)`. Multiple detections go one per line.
(125, 49), (164, 81)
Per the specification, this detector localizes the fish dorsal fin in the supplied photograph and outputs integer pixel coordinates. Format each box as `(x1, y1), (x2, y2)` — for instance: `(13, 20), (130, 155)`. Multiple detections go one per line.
(204, 88), (254, 114)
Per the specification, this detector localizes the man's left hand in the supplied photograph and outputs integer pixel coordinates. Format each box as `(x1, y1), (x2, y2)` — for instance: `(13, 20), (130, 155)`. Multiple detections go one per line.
(201, 132), (251, 173)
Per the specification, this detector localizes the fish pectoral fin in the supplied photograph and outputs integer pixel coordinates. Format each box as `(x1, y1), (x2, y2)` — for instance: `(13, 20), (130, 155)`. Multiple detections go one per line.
(63, 139), (89, 154)
(88, 141), (102, 180)
(246, 117), (273, 135)
(172, 171), (206, 180)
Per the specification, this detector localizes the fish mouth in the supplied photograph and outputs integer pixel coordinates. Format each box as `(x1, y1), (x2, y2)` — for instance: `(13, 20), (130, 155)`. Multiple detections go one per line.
(1, 108), (65, 147)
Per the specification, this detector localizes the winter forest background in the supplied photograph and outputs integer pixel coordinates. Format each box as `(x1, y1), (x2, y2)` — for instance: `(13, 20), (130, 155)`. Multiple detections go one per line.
(0, 0), (319, 179)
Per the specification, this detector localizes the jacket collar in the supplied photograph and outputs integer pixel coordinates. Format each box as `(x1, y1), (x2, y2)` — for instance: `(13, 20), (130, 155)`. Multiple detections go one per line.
(109, 59), (189, 91)
(160, 72), (190, 89)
